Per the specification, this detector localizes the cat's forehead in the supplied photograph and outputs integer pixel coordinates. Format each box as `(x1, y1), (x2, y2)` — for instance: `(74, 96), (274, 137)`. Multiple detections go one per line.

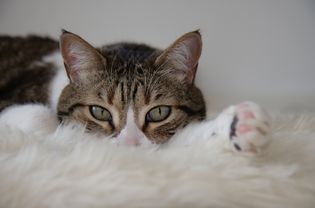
(99, 43), (159, 76)
(100, 42), (160, 62)
(85, 43), (187, 108)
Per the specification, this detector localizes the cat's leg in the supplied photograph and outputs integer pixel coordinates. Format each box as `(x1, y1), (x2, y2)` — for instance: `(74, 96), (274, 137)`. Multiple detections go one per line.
(164, 101), (271, 155)
(212, 101), (271, 155)
(0, 104), (59, 136)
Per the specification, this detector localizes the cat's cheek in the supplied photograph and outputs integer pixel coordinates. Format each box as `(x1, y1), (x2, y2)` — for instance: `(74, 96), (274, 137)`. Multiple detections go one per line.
(143, 123), (177, 144)
(145, 131), (173, 144)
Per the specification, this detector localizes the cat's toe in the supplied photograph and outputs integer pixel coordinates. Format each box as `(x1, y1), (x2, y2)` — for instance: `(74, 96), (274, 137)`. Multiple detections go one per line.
(230, 102), (271, 155)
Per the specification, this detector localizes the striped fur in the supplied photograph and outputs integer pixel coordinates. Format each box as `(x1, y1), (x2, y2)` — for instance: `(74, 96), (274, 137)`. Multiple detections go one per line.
(0, 31), (206, 144)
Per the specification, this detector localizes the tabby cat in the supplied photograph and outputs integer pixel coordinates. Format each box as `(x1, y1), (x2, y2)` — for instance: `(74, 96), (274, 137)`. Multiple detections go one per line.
(0, 30), (271, 154)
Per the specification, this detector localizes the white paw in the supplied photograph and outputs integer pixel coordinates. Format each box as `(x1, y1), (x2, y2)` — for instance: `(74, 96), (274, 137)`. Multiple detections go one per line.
(229, 102), (271, 155)
(0, 104), (59, 136)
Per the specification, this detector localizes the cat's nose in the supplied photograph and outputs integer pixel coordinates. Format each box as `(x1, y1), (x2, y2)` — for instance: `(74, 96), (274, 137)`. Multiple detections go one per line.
(116, 106), (149, 146)
(123, 135), (140, 146)
(116, 125), (146, 146)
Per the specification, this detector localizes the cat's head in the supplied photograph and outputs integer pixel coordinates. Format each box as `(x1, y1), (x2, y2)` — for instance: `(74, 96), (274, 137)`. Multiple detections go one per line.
(57, 30), (206, 145)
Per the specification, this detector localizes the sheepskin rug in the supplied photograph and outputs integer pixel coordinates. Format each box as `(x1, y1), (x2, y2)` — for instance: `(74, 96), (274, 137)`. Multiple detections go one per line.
(0, 108), (315, 208)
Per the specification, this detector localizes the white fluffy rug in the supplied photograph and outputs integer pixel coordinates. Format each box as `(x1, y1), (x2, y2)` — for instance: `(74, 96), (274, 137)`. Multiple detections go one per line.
(0, 110), (315, 208)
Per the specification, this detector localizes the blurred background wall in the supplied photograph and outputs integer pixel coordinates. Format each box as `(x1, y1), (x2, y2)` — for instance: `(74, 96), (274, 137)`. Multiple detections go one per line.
(0, 0), (314, 112)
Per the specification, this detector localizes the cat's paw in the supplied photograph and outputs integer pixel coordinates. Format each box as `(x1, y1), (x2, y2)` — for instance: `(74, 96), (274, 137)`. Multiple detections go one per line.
(229, 102), (271, 156)
(0, 104), (59, 136)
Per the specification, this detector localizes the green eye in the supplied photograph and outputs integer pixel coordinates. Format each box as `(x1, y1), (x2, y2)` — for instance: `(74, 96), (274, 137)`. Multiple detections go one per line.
(89, 106), (112, 121)
(146, 106), (171, 122)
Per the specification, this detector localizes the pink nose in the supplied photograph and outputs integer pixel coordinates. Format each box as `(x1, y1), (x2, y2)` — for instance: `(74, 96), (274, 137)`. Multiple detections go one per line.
(124, 135), (140, 146)
(116, 131), (141, 146)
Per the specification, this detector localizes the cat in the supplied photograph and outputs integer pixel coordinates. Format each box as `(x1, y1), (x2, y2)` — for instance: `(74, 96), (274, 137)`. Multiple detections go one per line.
(0, 30), (271, 155)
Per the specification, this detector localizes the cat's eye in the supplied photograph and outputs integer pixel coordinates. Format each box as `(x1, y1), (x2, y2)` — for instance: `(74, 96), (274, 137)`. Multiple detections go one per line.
(146, 106), (171, 122)
(89, 106), (112, 121)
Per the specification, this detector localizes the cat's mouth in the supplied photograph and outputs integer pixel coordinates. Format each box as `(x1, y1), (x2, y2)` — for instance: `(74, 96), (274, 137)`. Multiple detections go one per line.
(109, 134), (155, 147)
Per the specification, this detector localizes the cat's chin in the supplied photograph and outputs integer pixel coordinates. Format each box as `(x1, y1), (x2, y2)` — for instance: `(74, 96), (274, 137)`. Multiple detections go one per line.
(111, 135), (156, 148)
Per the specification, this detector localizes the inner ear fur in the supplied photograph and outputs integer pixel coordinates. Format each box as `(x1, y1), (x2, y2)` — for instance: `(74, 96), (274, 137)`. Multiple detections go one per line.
(155, 30), (202, 84)
(60, 30), (106, 83)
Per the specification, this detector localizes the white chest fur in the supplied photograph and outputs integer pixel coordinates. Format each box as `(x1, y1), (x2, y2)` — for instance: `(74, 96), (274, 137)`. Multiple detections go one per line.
(44, 51), (69, 112)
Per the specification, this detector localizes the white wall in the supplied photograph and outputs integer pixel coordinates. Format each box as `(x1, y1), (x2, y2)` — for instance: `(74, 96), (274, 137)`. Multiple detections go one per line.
(1, 0), (314, 112)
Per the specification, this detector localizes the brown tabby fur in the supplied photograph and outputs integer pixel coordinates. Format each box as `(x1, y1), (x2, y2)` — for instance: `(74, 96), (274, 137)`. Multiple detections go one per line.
(0, 36), (58, 111)
(0, 31), (206, 144)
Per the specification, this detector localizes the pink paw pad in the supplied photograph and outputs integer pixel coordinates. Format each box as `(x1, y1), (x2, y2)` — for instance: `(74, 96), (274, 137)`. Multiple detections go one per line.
(228, 102), (271, 155)
(238, 124), (251, 134)
(242, 110), (255, 119)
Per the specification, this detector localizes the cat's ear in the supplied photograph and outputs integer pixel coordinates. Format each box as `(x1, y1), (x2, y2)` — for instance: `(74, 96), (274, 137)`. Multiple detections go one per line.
(155, 30), (202, 84)
(60, 30), (105, 83)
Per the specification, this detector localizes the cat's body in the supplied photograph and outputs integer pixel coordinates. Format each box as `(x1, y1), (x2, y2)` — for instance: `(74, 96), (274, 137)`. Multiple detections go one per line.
(0, 36), (58, 111)
(0, 31), (271, 155)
